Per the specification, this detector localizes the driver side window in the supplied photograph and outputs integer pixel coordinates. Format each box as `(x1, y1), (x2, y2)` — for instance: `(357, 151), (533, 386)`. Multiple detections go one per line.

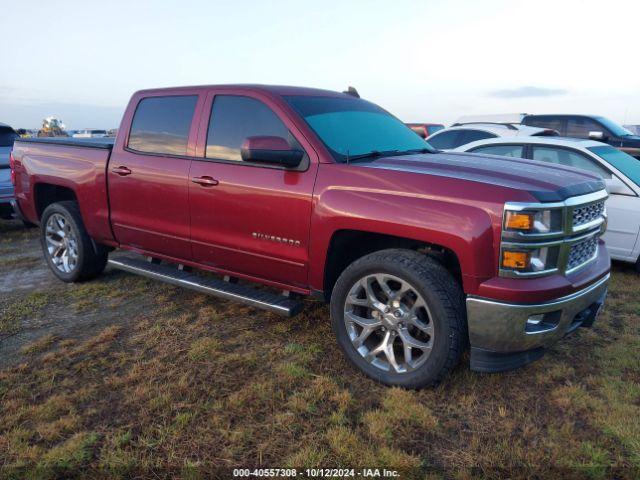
(206, 95), (300, 162)
(566, 117), (604, 139)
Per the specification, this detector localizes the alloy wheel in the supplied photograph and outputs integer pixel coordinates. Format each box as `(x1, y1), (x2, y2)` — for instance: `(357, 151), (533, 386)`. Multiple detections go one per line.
(45, 213), (79, 273)
(343, 273), (434, 373)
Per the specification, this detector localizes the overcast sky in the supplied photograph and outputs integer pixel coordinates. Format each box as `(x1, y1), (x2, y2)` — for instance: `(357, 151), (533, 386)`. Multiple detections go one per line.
(2, 0), (639, 129)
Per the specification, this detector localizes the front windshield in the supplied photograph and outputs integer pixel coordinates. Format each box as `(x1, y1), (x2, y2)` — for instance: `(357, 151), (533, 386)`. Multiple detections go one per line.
(594, 116), (634, 137)
(588, 145), (640, 186)
(284, 96), (434, 162)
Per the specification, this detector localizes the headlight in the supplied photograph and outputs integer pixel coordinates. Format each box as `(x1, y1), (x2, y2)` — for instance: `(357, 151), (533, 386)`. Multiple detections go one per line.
(504, 209), (563, 234)
(501, 246), (560, 273)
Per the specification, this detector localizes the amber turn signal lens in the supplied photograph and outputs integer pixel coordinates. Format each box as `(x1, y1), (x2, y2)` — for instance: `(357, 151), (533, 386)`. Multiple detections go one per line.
(505, 212), (534, 231)
(502, 251), (530, 269)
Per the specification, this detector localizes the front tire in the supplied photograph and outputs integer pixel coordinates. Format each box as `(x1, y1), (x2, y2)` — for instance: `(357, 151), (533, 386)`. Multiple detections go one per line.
(40, 201), (108, 282)
(330, 249), (466, 388)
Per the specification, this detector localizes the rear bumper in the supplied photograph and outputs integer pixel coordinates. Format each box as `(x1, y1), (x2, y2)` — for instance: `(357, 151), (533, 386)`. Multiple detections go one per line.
(467, 273), (609, 372)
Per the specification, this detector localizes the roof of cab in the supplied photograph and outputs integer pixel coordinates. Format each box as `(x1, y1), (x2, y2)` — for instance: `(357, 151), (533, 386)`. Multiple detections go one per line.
(134, 84), (349, 98)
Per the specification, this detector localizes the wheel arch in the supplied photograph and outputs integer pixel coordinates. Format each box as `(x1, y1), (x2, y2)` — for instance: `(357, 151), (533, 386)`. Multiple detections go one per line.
(320, 229), (464, 301)
(33, 182), (79, 219)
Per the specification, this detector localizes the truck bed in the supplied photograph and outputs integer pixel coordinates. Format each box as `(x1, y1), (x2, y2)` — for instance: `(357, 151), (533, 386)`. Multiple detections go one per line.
(16, 137), (114, 149)
(12, 136), (115, 244)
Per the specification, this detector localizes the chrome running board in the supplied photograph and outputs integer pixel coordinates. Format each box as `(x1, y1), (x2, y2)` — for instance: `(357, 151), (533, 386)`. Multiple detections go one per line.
(108, 257), (303, 317)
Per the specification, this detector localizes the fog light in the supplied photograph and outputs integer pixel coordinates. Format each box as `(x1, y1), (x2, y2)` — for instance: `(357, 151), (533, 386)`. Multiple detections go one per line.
(525, 311), (561, 333)
(526, 314), (544, 326)
(502, 251), (530, 269)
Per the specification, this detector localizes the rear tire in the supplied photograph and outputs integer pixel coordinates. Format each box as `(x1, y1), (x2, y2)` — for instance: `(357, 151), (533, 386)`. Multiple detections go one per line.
(40, 201), (108, 282)
(330, 249), (466, 389)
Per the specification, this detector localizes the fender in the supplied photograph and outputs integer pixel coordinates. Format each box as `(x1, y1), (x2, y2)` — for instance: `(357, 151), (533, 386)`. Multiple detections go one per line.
(308, 184), (498, 295)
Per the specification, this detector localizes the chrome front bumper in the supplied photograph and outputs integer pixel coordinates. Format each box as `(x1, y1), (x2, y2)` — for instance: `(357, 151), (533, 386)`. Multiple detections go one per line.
(466, 273), (609, 370)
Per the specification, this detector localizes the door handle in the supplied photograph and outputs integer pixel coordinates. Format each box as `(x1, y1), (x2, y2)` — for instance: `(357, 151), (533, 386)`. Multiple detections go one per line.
(191, 176), (219, 187)
(112, 166), (132, 176)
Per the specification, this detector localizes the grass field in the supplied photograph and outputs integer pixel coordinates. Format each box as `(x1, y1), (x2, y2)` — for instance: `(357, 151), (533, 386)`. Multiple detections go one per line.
(0, 219), (638, 479)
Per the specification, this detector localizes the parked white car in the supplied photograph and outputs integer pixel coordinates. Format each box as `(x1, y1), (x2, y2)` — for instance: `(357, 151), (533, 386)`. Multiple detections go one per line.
(72, 129), (108, 138)
(454, 137), (640, 269)
(426, 122), (558, 151)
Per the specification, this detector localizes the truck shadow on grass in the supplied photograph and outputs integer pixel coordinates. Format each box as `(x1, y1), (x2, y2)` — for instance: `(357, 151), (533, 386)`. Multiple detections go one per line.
(0, 220), (638, 478)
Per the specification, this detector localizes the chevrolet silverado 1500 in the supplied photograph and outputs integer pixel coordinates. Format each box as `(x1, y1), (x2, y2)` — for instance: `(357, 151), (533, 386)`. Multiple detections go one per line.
(10, 85), (610, 388)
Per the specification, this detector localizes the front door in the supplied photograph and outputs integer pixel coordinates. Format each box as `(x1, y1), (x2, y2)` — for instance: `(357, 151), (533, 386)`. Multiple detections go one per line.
(188, 92), (317, 288)
(108, 93), (201, 259)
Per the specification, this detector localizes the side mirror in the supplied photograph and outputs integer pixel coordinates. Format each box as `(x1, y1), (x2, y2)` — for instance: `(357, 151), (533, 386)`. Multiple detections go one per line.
(589, 131), (606, 141)
(604, 176), (633, 195)
(240, 136), (303, 168)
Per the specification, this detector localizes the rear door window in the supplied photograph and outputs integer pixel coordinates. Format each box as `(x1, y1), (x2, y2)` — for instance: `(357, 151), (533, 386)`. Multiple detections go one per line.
(128, 95), (198, 156)
(532, 146), (611, 178)
(471, 144), (525, 158)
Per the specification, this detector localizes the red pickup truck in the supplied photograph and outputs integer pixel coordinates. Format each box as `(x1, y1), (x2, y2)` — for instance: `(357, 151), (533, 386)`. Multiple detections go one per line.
(10, 85), (610, 388)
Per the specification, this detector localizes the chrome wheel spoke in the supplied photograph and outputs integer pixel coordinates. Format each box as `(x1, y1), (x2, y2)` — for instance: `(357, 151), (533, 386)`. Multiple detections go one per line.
(346, 292), (370, 308)
(345, 311), (382, 329)
(399, 328), (432, 351)
(366, 332), (389, 360)
(408, 315), (432, 334)
(46, 238), (63, 248)
(345, 311), (382, 347)
(374, 274), (395, 300)
(362, 277), (387, 312)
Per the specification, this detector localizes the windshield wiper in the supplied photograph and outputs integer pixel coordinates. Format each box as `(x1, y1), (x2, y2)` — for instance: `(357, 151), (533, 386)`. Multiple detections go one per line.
(396, 147), (435, 155)
(346, 150), (399, 162)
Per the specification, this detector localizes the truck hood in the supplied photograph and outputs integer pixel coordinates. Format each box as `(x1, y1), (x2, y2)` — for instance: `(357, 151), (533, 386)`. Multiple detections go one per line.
(359, 152), (605, 202)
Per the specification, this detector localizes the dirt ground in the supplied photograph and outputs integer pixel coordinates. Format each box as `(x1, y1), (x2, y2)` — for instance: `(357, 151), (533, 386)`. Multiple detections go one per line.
(0, 218), (638, 479)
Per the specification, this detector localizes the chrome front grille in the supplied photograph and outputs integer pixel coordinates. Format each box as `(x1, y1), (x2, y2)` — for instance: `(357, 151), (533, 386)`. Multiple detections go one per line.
(567, 236), (599, 271)
(572, 201), (605, 229)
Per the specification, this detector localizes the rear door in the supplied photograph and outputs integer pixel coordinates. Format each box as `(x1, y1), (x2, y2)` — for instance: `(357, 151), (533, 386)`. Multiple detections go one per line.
(108, 91), (204, 260)
(188, 91), (318, 288)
